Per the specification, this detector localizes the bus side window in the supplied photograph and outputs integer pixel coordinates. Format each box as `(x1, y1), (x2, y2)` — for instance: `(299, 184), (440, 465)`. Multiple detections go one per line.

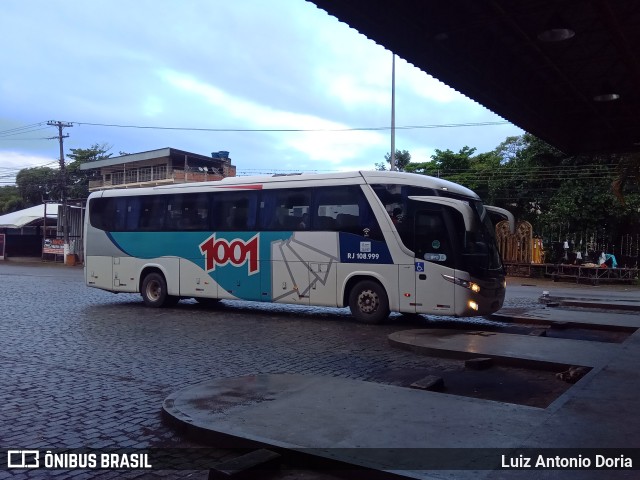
(124, 197), (142, 230)
(89, 198), (112, 231)
(112, 198), (128, 231)
(313, 186), (382, 239)
(213, 192), (258, 231)
(164, 195), (183, 231)
(315, 215), (336, 230)
(176, 193), (209, 230)
(228, 207), (248, 230)
(336, 213), (359, 232)
(258, 189), (310, 231)
(138, 196), (166, 231)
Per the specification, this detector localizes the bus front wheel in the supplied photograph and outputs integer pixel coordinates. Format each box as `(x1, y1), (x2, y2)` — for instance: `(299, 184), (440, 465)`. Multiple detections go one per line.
(141, 272), (178, 308)
(349, 280), (390, 324)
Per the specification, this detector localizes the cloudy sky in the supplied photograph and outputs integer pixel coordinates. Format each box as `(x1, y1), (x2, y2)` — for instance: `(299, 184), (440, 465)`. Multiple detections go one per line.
(0, 0), (522, 184)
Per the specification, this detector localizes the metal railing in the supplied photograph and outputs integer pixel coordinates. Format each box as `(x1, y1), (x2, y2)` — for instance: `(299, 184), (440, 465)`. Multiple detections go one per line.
(88, 170), (224, 190)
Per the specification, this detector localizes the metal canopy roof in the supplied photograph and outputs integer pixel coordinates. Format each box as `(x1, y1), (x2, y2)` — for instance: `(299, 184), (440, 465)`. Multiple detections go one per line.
(309, 0), (640, 155)
(0, 204), (59, 229)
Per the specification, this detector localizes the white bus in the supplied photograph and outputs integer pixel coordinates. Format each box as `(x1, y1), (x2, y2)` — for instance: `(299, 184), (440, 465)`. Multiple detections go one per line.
(84, 171), (513, 323)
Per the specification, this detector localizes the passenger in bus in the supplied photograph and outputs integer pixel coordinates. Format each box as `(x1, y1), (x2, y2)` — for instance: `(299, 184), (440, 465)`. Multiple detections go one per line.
(269, 207), (287, 230)
(298, 213), (310, 230)
(179, 209), (202, 230)
(390, 207), (403, 225)
(226, 207), (247, 230)
(225, 208), (237, 229)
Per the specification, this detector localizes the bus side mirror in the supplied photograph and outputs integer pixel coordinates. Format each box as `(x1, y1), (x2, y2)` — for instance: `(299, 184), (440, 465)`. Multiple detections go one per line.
(485, 206), (515, 234)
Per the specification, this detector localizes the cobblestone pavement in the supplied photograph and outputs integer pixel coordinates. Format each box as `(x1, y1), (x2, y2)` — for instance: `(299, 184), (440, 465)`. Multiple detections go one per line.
(0, 263), (543, 479)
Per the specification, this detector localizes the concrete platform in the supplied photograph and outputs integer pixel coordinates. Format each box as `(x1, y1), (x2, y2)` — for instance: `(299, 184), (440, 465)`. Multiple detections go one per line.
(388, 329), (619, 368)
(163, 374), (544, 476)
(493, 307), (640, 329)
(558, 298), (640, 311)
(163, 302), (640, 479)
(544, 292), (640, 312)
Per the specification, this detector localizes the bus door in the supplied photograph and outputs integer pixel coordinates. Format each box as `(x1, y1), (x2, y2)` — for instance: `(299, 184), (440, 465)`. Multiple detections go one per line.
(408, 197), (480, 315)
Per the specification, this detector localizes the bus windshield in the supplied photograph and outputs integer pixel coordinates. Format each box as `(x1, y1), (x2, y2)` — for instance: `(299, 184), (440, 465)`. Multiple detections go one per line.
(462, 200), (503, 278)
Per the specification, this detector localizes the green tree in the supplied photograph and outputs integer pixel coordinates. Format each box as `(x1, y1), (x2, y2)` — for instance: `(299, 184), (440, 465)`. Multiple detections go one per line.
(462, 151), (502, 202)
(536, 153), (640, 247)
(15, 167), (60, 206)
(0, 185), (24, 213)
(66, 143), (112, 199)
(375, 149), (411, 172)
(485, 134), (565, 224)
(374, 134), (639, 255)
(405, 146), (477, 179)
(431, 146), (476, 173)
(13, 143), (113, 207)
(612, 152), (640, 205)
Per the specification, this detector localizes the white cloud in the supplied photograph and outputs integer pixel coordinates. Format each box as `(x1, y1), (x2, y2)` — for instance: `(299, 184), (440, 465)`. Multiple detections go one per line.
(0, 151), (58, 183)
(0, 0), (524, 179)
(142, 96), (164, 117)
(404, 146), (434, 164)
(160, 70), (387, 164)
(324, 74), (389, 108)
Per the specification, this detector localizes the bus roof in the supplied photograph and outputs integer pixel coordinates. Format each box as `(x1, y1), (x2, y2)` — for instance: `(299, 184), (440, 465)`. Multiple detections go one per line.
(360, 171), (479, 199)
(88, 170), (479, 200)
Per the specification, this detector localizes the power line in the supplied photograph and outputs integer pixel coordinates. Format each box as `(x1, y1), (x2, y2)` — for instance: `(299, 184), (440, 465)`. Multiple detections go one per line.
(67, 120), (510, 133)
(0, 137), (51, 141)
(0, 161), (59, 172)
(0, 125), (50, 138)
(0, 122), (47, 135)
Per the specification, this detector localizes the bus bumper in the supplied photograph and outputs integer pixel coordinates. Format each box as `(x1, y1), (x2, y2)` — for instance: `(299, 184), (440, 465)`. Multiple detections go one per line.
(454, 277), (506, 316)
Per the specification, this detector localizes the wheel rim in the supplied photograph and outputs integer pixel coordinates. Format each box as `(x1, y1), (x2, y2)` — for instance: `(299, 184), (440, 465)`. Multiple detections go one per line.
(146, 280), (161, 302)
(357, 289), (380, 314)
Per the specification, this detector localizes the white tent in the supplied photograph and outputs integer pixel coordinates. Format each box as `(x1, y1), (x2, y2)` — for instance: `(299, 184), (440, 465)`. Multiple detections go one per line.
(0, 204), (60, 229)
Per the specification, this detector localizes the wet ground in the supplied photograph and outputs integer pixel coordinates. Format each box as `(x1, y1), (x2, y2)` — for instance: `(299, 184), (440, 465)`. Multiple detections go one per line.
(1, 262), (638, 479)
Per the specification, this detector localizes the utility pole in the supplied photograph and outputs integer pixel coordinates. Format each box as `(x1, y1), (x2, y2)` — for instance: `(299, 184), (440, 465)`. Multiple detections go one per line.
(390, 52), (396, 171)
(47, 121), (73, 260)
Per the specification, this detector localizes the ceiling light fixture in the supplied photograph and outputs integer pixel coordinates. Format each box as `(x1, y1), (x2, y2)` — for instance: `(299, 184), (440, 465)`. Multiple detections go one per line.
(594, 82), (621, 102)
(537, 14), (575, 42)
(593, 92), (620, 102)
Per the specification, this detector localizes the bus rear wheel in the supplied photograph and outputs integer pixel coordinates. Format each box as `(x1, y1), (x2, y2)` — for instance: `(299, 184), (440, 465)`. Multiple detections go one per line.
(349, 280), (390, 324)
(141, 272), (178, 308)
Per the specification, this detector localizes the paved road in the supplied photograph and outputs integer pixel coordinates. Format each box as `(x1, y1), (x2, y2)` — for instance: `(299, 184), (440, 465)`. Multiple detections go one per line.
(0, 263), (455, 479)
(0, 262), (636, 479)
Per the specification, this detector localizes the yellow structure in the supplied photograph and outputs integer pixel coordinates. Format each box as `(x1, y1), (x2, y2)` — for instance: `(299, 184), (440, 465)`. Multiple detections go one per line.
(496, 220), (544, 264)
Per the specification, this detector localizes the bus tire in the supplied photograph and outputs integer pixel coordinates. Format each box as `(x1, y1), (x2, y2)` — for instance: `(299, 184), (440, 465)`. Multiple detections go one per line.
(141, 272), (176, 308)
(349, 280), (390, 324)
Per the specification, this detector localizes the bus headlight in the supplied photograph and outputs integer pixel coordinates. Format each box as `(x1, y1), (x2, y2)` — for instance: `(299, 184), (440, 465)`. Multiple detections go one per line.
(468, 300), (479, 311)
(442, 275), (480, 293)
